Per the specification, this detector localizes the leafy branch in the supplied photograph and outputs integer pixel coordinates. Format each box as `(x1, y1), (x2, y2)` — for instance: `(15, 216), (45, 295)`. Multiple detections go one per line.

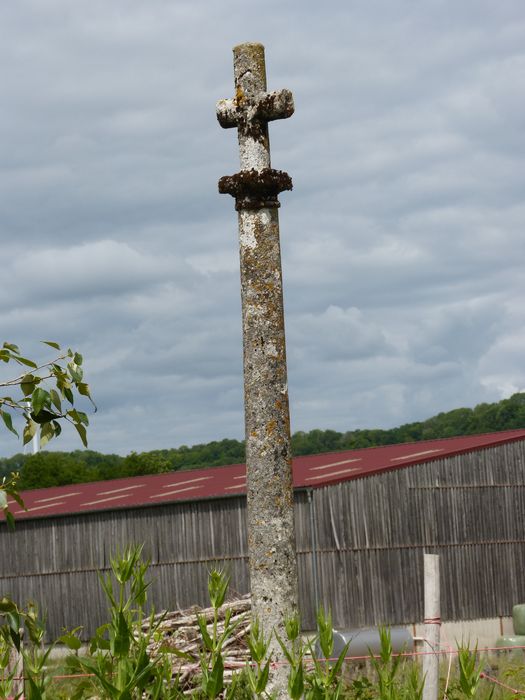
(0, 341), (95, 527)
(0, 341), (95, 449)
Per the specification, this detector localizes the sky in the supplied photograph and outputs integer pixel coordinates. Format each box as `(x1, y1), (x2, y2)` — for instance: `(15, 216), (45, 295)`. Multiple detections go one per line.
(0, 0), (524, 457)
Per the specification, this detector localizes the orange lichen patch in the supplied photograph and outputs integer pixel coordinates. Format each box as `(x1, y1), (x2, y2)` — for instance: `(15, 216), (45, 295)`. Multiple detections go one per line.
(266, 419), (277, 437)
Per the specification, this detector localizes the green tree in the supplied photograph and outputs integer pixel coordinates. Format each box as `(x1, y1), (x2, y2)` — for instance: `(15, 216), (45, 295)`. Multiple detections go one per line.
(18, 452), (96, 490)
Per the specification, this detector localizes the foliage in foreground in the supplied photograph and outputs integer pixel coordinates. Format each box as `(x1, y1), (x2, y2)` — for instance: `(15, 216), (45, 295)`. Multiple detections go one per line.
(0, 341), (94, 526)
(0, 548), (522, 699)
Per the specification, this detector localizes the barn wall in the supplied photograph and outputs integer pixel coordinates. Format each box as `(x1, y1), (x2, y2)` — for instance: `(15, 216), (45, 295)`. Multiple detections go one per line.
(303, 439), (525, 628)
(1, 440), (525, 638)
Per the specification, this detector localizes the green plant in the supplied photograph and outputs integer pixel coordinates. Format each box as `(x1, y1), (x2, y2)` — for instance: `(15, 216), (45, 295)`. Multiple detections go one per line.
(369, 627), (403, 700)
(446, 642), (493, 700)
(244, 617), (272, 698)
(64, 544), (180, 699)
(0, 597), (61, 699)
(366, 627), (425, 700)
(277, 612), (305, 700)
(196, 568), (244, 699)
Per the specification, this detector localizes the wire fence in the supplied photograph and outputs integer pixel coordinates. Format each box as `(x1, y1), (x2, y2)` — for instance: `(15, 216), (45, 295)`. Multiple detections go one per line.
(5, 643), (525, 687)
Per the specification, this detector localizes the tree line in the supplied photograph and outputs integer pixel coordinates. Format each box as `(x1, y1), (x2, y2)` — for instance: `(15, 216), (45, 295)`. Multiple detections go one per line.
(1, 392), (524, 491)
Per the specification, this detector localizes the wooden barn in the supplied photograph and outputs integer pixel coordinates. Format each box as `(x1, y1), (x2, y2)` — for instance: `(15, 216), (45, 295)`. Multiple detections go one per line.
(1, 429), (525, 640)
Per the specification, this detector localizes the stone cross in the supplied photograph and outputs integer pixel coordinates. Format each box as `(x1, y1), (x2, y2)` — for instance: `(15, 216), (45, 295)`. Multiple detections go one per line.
(217, 43), (298, 697)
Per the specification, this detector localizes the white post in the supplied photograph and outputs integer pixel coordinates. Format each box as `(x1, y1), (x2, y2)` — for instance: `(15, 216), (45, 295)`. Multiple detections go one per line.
(32, 426), (40, 454)
(422, 553), (440, 700)
(24, 398), (40, 455)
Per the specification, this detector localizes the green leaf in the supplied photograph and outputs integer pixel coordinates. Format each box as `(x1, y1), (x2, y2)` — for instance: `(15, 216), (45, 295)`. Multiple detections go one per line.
(164, 645), (194, 660)
(256, 659), (271, 694)
(113, 610), (131, 657)
(14, 356), (37, 369)
(5, 510), (15, 531)
(39, 421), (55, 448)
(31, 409), (59, 425)
(328, 640), (351, 683)
(9, 490), (25, 510)
(3, 342), (20, 353)
(208, 568), (230, 609)
(58, 631), (82, 651)
(23, 420), (37, 445)
(275, 630), (295, 665)
(77, 382), (91, 398)
(74, 422), (88, 447)
(0, 410), (18, 436)
(42, 341), (61, 350)
(0, 490), (7, 509)
(67, 408), (80, 422)
(73, 352), (83, 365)
(206, 653), (224, 698)
(31, 387), (49, 416)
(49, 389), (62, 412)
(289, 661), (304, 699)
(0, 597), (18, 614)
(68, 361), (83, 382)
(76, 411), (89, 426)
(21, 374), (37, 396)
(197, 613), (213, 651)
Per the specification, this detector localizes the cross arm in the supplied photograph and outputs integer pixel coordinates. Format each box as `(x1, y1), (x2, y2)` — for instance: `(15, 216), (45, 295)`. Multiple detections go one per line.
(216, 89), (294, 129)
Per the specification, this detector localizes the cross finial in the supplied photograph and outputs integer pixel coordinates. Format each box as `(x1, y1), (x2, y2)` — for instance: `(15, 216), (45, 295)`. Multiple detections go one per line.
(217, 43), (294, 210)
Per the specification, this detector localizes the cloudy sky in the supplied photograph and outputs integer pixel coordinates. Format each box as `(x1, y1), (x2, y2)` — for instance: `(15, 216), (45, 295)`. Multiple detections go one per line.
(1, 1), (524, 457)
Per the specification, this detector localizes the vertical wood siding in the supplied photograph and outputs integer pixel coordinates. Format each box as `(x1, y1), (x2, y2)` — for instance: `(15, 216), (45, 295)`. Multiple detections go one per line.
(1, 441), (525, 638)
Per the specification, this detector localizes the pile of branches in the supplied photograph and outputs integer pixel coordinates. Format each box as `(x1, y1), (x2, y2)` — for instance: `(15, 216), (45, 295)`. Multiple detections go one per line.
(143, 595), (252, 691)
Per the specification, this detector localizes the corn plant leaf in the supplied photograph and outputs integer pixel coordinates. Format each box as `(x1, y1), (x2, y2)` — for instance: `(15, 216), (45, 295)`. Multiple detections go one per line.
(256, 659), (271, 694)
(197, 613), (213, 651)
(113, 609), (131, 657)
(328, 640), (351, 683)
(276, 630), (295, 665)
(206, 653), (224, 698)
(288, 661), (304, 700)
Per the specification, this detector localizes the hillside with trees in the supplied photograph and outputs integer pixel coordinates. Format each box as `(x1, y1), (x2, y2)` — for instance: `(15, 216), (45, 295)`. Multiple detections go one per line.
(1, 392), (524, 490)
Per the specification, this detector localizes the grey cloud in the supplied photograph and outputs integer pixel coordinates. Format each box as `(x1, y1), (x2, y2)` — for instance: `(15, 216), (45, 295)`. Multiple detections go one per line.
(0, 1), (524, 456)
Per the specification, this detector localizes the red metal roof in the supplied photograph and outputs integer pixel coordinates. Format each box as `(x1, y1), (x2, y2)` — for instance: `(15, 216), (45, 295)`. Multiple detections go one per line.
(4, 429), (525, 521)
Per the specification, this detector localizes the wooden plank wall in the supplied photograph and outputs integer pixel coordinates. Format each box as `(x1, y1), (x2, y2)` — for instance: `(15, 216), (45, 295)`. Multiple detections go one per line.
(1, 441), (525, 639)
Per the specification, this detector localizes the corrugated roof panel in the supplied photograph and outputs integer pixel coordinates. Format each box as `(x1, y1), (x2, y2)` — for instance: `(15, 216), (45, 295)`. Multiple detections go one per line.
(3, 429), (525, 521)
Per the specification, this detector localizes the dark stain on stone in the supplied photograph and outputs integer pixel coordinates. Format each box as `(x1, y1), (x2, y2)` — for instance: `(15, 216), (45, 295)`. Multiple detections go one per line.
(219, 168), (293, 210)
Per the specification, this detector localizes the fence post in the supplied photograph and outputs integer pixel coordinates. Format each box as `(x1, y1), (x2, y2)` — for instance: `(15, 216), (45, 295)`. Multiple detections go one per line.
(422, 553), (440, 700)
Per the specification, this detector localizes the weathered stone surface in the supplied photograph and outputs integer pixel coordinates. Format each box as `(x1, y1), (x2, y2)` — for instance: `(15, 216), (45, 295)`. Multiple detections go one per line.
(217, 42), (298, 698)
(218, 167), (292, 210)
